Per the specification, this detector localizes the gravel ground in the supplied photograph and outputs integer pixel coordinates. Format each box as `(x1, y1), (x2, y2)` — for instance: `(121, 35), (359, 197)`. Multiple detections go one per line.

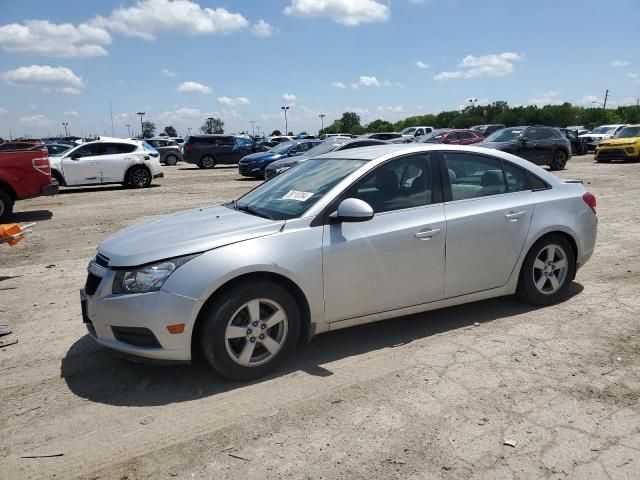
(0, 154), (639, 480)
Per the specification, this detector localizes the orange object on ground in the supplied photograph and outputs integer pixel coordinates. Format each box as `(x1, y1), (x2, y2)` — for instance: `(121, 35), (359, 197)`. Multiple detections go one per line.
(0, 223), (27, 246)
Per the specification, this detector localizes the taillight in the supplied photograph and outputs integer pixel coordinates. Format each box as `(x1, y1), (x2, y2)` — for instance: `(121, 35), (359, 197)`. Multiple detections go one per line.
(33, 157), (51, 176)
(185, 144), (193, 152)
(583, 192), (596, 214)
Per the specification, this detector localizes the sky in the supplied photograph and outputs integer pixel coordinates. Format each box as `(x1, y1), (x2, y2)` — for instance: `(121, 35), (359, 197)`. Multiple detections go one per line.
(0, 0), (639, 139)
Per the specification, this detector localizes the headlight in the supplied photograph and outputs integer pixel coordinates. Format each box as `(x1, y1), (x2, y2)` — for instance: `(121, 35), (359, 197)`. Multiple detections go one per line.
(112, 254), (199, 294)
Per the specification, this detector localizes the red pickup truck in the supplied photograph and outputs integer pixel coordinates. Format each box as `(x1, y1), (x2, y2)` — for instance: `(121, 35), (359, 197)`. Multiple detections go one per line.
(0, 146), (59, 221)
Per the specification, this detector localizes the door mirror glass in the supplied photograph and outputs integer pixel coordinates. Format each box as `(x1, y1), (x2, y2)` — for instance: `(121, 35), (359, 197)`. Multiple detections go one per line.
(70, 152), (81, 160)
(331, 198), (374, 222)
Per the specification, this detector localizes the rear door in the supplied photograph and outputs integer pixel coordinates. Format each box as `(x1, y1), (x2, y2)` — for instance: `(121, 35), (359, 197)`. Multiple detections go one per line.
(534, 128), (557, 164)
(214, 136), (238, 164)
(442, 151), (533, 298)
(61, 143), (103, 185)
(99, 143), (138, 183)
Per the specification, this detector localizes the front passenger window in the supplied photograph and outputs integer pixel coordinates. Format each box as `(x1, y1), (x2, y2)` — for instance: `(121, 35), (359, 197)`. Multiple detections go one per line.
(444, 153), (507, 201)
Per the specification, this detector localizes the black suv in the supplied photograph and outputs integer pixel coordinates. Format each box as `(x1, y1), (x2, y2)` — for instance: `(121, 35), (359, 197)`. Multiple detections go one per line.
(470, 124), (506, 137)
(183, 135), (257, 168)
(478, 126), (572, 170)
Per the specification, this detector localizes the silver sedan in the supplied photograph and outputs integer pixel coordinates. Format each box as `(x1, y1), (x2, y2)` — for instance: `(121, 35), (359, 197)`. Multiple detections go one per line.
(81, 144), (597, 380)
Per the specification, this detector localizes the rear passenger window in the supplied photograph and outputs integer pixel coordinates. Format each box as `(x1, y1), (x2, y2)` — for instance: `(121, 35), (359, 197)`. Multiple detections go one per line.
(118, 144), (136, 154)
(444, 153), (506, 200)
(503, 162), (527, 192)
(530, 174), (548, 191)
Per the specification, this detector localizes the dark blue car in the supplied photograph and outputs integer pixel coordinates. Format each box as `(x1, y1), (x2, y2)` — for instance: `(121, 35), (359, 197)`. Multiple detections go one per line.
(238, 140), (321, 178)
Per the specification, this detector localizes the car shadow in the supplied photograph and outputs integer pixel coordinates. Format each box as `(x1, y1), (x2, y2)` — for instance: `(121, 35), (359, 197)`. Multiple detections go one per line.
(178, 165), (238, 171)
(9, 209), (53, 222)
(235, 177), (263, 182)
(59, 185), (161, 194)
(61, 282), (583, 407)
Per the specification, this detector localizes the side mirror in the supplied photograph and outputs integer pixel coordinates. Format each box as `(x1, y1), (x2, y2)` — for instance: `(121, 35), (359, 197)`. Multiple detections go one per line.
(70, 152), (81, 160)
(330, 198), (374, 223)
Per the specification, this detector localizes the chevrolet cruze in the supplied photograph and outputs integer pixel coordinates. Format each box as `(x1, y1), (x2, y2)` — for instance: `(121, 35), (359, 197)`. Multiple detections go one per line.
(81, 144), (597, 380)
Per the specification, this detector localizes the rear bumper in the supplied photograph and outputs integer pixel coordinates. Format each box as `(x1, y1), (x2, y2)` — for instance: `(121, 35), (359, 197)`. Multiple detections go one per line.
(42, 180), (59, 196)
(153, 172), (164, 179)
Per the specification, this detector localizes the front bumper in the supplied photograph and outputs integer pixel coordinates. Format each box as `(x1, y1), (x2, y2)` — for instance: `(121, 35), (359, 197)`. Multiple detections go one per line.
(153, 172), (164, 179)
(238, 163), (264, 177)
(595, 145), (640, 162)
(81, 260), (201, 361)
(42, 179), (59, 196)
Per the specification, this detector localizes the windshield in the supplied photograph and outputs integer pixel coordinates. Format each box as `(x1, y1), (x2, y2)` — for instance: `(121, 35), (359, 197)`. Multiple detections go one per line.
(400, 127), (416, 135)
(235, 159), (367, 220)
(418, 131), (448, 143)
(591, 126), (616, 135)
(304, 140), (346, 157)
(48, 144), (72, 156)
(614, 126), (640, 138)
(141, 141), (158, 154)
(484, 127), (524, 142)
(269, 140), (296, 154)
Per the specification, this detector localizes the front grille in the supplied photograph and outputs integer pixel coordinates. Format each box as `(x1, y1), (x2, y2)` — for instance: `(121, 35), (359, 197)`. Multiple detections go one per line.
(84, 273), (102, 296)
(112, 326), (161, 348)
(598, 149), (627, 161)
(239, 164), (251, 174)
(95, 254), (109, 268)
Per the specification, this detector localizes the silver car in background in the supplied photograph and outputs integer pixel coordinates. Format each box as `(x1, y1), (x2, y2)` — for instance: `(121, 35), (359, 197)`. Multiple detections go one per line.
(81, 144), (597, 380)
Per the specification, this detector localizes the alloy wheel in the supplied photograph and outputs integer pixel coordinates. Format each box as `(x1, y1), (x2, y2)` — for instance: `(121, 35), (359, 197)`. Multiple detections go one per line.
(201, 156), (215, 168)
(131, 168), (151, 187)
(224, 299), (288, 367)
(532, 244), (568, 295)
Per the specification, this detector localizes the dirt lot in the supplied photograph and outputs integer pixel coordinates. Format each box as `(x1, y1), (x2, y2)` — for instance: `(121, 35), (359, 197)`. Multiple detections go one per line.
(1, 154), (639, 480)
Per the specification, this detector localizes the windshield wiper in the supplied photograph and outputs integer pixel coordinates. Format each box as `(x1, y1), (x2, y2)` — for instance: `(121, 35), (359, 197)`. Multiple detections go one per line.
(235, 204), (273, 220)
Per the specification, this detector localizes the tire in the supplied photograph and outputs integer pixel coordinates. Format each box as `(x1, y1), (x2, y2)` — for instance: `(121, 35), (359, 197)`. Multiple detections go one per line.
(199, 281), (301, 380)
(200, 155), (216, 169)
(516, 234), (576, 306)
(549, 150), (567, 171)
(164, 155), (178, 166)
(127, 166), (152, 188)
(0, 190), (14, 222)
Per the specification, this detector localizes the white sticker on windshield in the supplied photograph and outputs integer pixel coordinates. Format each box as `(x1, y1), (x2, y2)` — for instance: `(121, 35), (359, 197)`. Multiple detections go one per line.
(282, 190), (314, 201)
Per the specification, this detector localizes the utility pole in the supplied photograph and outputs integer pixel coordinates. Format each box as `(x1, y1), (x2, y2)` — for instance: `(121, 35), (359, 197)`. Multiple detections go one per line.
(603, 89), (609, 111)
(250, 120), (256, 137)
(61, 122), (69, 137)
(281, 106), (290, 134)
(319, 114), (326, 136)
(125, 124), (131, 137)
(136, 111), (145, 138)
(187, 127), (192, 136)
(109, 100), (115, 137)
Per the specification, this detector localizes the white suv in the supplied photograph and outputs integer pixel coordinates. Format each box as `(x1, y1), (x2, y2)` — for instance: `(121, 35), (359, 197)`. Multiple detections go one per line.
(50, 138), (163, 188)
(400, 126), (434, 139)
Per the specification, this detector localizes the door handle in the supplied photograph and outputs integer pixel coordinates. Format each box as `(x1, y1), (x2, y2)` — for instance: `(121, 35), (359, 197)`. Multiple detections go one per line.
(505, 211), (526, 221)
(415, 228), (441, 239)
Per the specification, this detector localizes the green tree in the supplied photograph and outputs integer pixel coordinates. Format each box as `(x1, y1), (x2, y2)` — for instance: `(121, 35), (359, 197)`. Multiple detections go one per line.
(200, 117), (224, 134)
(366, 119), (395, 132)
(271, 130), (282, 136)
(164, 125), (177, 137)
(338, 112), (362, 134)
(141, 121), (155, 139)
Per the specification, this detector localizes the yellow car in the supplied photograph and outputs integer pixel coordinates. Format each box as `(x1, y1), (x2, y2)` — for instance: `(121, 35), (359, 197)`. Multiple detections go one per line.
(595, 125), (640, 162)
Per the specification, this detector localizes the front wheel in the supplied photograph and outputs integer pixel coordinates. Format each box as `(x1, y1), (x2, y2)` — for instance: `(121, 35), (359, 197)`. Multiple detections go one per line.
(127, 166), (152, 188)
(0, 190), (14, 222)
(199, 281), (301, 380)
(516, 234), (575, 306)
(164, 155), (178, 166)
(549, 150), (567, 171)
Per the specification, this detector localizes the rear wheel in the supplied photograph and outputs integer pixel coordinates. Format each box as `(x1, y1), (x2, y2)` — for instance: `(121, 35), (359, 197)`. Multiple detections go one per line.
(199, 281), (301, 380)
(200, 155), (216, 169)
(549, 150), (567, 170)
(0, 190), (14, 222)
(127, 166), (152, 188)
(516, 234), (575, 306)
(164, 155), (178, 166)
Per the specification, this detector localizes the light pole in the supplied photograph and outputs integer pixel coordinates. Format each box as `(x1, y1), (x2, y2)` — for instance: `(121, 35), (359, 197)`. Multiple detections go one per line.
(61, 122), (69, 137)
(136, 111), (145, 138)
(468, 97), (478, 108)
(250, 120), (256, 137)
(281, 106), (290, 134)
(319, 114), (326, 136)
(125, 124), (131, 138)
(187, 127), (192, 136)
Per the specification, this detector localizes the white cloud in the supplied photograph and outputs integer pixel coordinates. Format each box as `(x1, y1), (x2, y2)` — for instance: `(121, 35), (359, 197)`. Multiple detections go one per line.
(382, 79), (403, 87)
(63, 110), (79, 117)
(1, 65), (85, 94)
(415, 60), (430, 69)
(161, 68), (176, 77)
(0, 20), (111, 57)
(331, 81), (348, 88)
(19, 114), (52, 127)
(350, 83), (359, 89)
(628, 72), (639, 79)
(0, 107), (7, 114)
(159, 107), (203, 122)
(528, 90), (561, 107)
(580, 95), (600, 105)
(93, 0), (249, 40)
(434, 52), (523, 80)
(358, 75), (380, 87)
(611, 60), (630, 67)
(376, 105), (404, 114)
(252, 19), (275, 38)
(342, 106), (370, 115)
(283, 0), (390, 26)
(217, 96), (250, 106)
(282, 93), (297, 105)
(177, 81), (212, 94)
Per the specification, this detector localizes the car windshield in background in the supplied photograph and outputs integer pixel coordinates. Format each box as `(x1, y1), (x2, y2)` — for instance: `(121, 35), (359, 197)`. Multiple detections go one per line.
(615, 126), (640, 138)
(591, 126), (616, 135)
(419, 131), (447, 143)
(234, 159), (367, 220)
(485, 128), (524, 142)
(400, 127), (416, 135)
(304, 140), (346, 157)
(269, 141), (296, 154)
(142, 141), (158, 154)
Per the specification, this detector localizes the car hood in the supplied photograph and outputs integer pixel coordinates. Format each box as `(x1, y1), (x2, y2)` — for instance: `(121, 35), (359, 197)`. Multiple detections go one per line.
(267, 155), (310, 169)
(579, 134), (609, 139)
(240, 152), (285, 163)
(477, 141), (516, 150)
(98, 205), (284, 267)
(598, 137), (640, 146)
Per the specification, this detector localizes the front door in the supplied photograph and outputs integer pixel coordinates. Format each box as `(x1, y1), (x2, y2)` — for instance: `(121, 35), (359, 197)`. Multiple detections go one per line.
(442, 152), (533, 298)
(322, 153), (446, 323)
(61, 144), (103, 185)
